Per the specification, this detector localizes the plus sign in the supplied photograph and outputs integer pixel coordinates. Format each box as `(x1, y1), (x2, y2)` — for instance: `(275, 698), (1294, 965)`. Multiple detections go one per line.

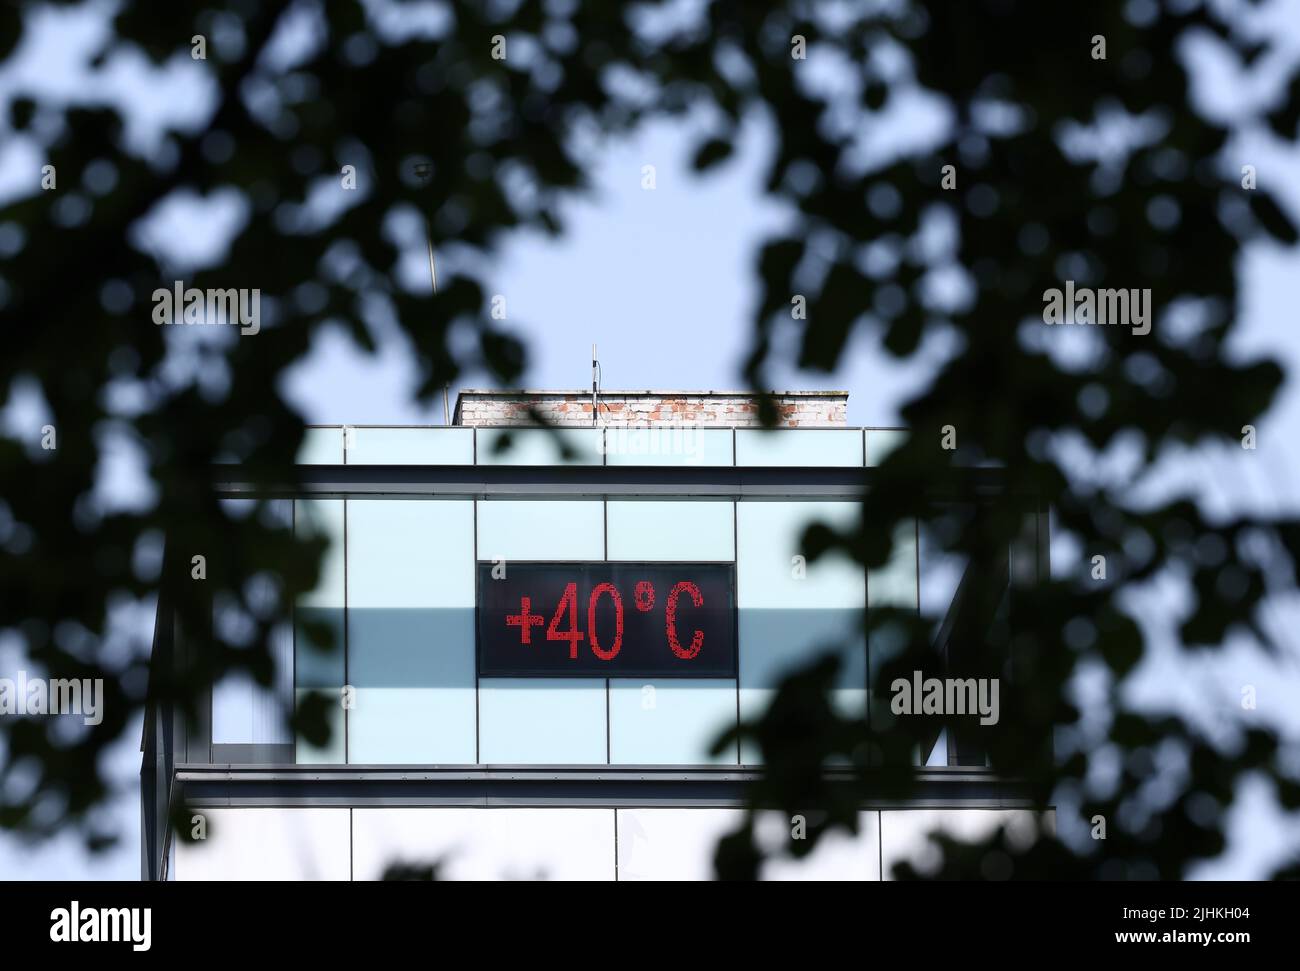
(505, 597), (544, 645)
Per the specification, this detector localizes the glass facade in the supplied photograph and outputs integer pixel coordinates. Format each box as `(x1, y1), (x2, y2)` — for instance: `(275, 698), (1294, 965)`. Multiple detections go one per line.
(267, 494), (896, 766)
(215, 427), (925, 768)
(153, 421), (1049, 881)
(172, 806), (1052, 881)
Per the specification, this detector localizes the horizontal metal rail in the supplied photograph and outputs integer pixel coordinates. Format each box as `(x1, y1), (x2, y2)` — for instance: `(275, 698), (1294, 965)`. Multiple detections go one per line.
(174, 764), (1042, 810)
(213, 463), (1019, 500)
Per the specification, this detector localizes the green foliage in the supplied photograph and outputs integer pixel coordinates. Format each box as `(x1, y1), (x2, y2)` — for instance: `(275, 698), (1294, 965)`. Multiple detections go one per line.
(0, 0), (1297, 881)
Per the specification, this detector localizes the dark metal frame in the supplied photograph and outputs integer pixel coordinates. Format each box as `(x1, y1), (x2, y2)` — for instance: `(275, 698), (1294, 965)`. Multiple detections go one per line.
(214, 462), (1019, 500)
(174, 764), (1036, 809)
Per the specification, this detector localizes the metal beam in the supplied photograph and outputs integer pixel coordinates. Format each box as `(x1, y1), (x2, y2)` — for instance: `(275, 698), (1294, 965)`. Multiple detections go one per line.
(174, 764), (1040, 809)
(213, 463), (1017, 500)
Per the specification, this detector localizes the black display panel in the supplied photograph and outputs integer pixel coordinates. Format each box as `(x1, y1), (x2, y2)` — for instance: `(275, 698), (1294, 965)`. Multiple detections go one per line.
(477, 562), (736, 677)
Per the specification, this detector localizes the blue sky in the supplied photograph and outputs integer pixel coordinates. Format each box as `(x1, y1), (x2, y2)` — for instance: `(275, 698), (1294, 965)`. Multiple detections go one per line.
(277, 110), (954, 428)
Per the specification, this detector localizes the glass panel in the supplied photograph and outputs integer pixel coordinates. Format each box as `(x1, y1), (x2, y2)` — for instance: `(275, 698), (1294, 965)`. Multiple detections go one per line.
(346, 499), (475, 764)
(756, 810), (881, 880)
(865, 428), (908, 466)
(923, 727), (949, 766)
(295, 499), (346, 764)
(605, 500), (734, 561)
(345, 427), (474, 465)
(212, 499), (292, 748)
(608, 680), (737, 764)
(172, 808), (351, 880)
(212, 623), (292, 745)
(869, 520), (918, 609)
(476, 499), (604, 561)
(616, 809), (881, 880)
(476, 427), (603, 465)
(297, 499), (346, 608)
(352, 808), (615, 880)
(734, 428), (863, 467)
(736, 501), (866, 764)
(604, 427), (734, 467)
(870, 519), (918, 756)
(297, 427), (344, 464)
(879, 810), (1052, 880)
(477, 678), (607, 763)
(616, 808), (740, 880)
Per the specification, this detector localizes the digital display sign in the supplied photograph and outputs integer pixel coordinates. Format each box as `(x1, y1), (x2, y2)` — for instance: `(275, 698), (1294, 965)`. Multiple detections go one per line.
(477, 562), (736, 677)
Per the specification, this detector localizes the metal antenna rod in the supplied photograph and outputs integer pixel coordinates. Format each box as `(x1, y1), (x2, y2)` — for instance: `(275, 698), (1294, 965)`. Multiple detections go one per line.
(591, 343), (598, 427)
(425, 219), (439, 296)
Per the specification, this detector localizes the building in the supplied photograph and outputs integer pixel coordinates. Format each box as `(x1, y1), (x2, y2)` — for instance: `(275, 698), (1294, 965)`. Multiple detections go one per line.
(141, 390), (1051, 880)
